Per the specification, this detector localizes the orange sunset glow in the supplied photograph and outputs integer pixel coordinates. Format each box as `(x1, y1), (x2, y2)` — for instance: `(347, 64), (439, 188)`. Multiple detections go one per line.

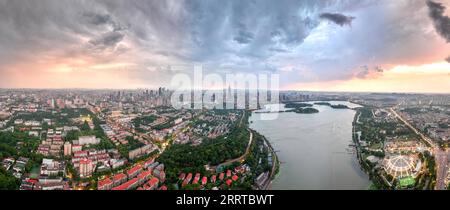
(286, 62), (450, 93)
(0, 0), (449, 93)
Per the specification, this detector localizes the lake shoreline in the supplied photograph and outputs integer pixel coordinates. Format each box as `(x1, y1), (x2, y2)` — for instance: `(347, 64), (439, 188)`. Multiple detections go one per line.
(249, 101), (370, 190)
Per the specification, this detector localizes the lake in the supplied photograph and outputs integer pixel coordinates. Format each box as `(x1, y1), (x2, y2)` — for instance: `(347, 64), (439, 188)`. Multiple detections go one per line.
(249, 101), (370, 190)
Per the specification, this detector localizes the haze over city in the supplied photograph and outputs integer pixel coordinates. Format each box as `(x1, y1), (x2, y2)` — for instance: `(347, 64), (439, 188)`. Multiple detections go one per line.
(0, 0), (449, 92)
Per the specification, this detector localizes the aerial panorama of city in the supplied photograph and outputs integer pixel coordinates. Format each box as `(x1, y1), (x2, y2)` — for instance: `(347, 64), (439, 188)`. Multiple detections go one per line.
(0, 0), (450, 193)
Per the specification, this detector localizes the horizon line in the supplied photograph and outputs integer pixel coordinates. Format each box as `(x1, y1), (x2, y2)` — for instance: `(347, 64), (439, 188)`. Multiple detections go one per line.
(0, 87), (449, 95)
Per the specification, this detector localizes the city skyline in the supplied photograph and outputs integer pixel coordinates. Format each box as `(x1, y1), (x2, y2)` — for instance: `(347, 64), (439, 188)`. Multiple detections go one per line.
(0, 0), (449, 92)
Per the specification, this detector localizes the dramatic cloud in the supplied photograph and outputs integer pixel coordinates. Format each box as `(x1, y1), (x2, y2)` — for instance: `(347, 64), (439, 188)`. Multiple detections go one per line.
(182, 0), (335, 64)
(426, 1), (450, 65)
(375, 66), (384, 73)
(427, 0), (450, 42)
(89, 31), (125, 49)
(278, 0), (450, 84)
(234, 30), (255, 44)
(0, 0), (449, 90)
(83, 13), (114, 26)
(353, 65), (383, 79)
(319, 13), (355, 26)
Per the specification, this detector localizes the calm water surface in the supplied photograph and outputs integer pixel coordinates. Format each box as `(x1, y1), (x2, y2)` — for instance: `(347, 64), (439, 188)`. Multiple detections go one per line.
(249, 101), (370, 190)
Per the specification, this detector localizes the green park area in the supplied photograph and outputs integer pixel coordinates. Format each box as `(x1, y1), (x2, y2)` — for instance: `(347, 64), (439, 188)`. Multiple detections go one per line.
(399, 176), (415, 188)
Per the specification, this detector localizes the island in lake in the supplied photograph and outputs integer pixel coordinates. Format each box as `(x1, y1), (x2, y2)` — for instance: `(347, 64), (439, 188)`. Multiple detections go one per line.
(290, 107), (319, 114)
(313, 102), (350, 109)
(330, 104), (349, 109)
(283, 103), (319, 114)
(313, 102), (332, 106)
(284, 103), (313, 109)
(255, 103), (319, 114)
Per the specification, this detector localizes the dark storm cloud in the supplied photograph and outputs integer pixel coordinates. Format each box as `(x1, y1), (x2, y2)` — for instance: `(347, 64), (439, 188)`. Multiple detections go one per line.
(426, 0), (450, 42)
(83, 12), (126, 31)
(319, 13), (355, 26)
(355, 65), (370, 78)
(354, 65), (384, 79)
(83, 13), (113, 26)
(0, 0), (130, 66)
(234, 30), (255, 44)
(268, 48), (290, 53)
(375, 66), (384, 73)
(89, 31), (124, 49)
(82, 11), (129, 53)
(0, 0), (191, 74)
(3, 0), (411, 88)
(0, 0), (358, 67)
(291, 0), (450, 83)
(182, 0), (360, 69)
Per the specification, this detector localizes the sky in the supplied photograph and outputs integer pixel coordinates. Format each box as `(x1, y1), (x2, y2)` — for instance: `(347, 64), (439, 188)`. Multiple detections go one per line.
(0, 0), (449, 93)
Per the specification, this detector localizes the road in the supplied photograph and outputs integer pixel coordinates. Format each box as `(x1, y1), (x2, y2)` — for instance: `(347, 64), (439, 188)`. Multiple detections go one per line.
(238, 110), (246, 127)
(390, 108), (436, 148)
(435, 149), (449, 190)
